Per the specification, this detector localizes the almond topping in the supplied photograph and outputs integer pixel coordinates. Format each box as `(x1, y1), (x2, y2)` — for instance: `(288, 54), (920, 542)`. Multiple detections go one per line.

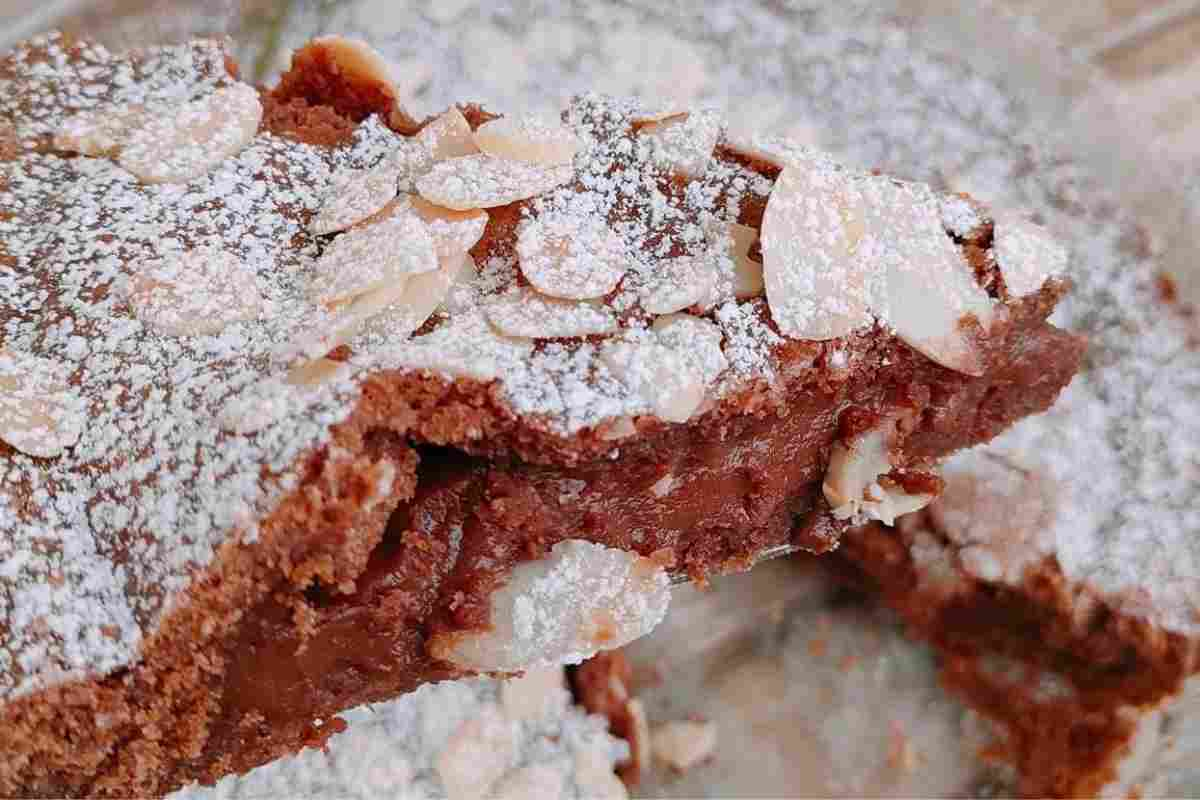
(359, 263), (455, 341)
(652, 314), (728, 387)
(429, 540), (669, 672)
(651, 720), (718, 771)
(638, 109), (723, 179)
(309, 36), (403, 102)
(377, 194), (487, 259)
(992, 213), (1068, 298)
(307, 213), (437, 308)
(722, 130), (817, 171)
(0, 350), (84, 459)
(491, 764), (568, 800)
(762, 160), (872, 340)
(823, 419), (935, 526)
(310, 157), (401, 235)
(601, 339), (705, 423)
(288, 279), (413, 362)
(725, 222), (763, 299)
(517, 209), (627, 300)
(416, 154), (574, 211)
(416, 106), (479, 162)
(484, 288), (619, 339)
(474, 113), (581, 166)
(127, 248), (264, 336)
(861, 178), (994, 375)
(54, 104), (150, 157)
(393, 311), (534, 382)
(219, 360), (353, 435)
(119, 83), (262, 185)
(640, 255), (718, 315)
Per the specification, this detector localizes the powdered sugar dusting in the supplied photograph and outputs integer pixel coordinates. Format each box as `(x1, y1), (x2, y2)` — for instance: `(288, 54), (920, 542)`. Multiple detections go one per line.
(172, 676), (627, 800)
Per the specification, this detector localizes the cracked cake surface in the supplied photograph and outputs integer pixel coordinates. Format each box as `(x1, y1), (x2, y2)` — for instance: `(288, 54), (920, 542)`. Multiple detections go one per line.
(0, 28), (1082, 797)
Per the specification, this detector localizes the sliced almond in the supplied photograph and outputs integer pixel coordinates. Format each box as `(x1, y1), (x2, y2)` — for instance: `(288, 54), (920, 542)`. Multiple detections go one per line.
(285, 357), (350, 388)
(359, 263), (455, 342)
(638, 110), (723, 179)
(310, 157), (402, 235)
(377, 194), (487, 259)
(861, 178), (994, 375)
(651, 720), (718, 772)
(761, 160), (873, 340)
(430, 540), (670, 672)
(289, 279), (413, 362)
(823, 419), (935, 525)
(393, 311), (534, 382)
(474, 114), (580, 166)
(630, 108), (688, 126)
(517, 211), (627, 300)
(652, 314), (727, 387)
(307, 213), (437, 307)
(127, 248), (264, 336)
(0, 350), (84, 458)
(725, 222), (763, 299)
(416, 106), (479, 162)
(119, 83), (262, 185)
(640, 255), (718, 315)
(416, 154), (573, 211)
(54, 104), (150, 157)
(220, 360), (353, 435)
(992, 213), (1068, 298)
(309, 36), (402, 102)
(435, 705), (514, 800)
(722, 130), (820, 171)
(484, 287), (618, 339)
(601, 338), (705, 423)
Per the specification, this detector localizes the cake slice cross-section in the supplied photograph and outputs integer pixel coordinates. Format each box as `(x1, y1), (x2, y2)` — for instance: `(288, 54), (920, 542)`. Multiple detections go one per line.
(0, 34), (1082, 797)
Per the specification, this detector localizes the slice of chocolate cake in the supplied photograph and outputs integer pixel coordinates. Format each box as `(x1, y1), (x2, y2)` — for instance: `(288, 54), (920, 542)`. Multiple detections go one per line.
(0, 33), (1081, 797)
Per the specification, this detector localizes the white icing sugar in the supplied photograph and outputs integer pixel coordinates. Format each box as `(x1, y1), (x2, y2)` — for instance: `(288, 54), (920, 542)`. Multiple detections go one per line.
(171, 675), (628, 800)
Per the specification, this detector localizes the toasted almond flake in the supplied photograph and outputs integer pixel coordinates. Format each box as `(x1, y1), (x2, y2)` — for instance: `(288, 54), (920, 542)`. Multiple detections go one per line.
(491, 764), (568, 800)
(430, 540), (669, 672)
(861, 178), (994, 375)
(393, 311), (534, 382)
(517, 210), (628, 300)
(601, 339), (705, 423)
(310, 36), (402, 101)
(651, 720), (718, 771)
(640, 255), (718, 314)
(630, 108), (688, 126)
(118, 83), (262, 185)
(54, 104), (150, 157)
(0, 350), (84, 459)
(474, 114), (581, 166)
(310, 157), (402, 235)
(285, 357), (349, 388)
(761, 159), (873, 340)
(638, 109), (723, 179)
(725, 222), (763, 299)
(286, 279), (412, 362)
(416, 154), (574, 211)
(652, 314), (728, 387)
(722, 130), (819, 170)
(379, 194), (488, 259)
(485, 287), (618, 339)
(416, 106), (479, 162)
(992, 213), (1068, 298)
(435, 705), (514, 800)
(127, 248), (264, 336)
(360, 262), (455, 341)
(500, 667), (568, 723)
(823, 418), (936, 525)
(307, 213), (437, 307)
(824, 425), (892, 518)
